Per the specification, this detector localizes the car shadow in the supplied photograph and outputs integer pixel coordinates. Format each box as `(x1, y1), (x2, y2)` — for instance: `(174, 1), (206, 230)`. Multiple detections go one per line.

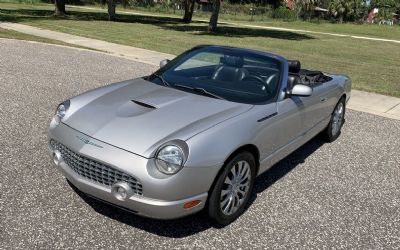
(249, 136), (325, 202)
(68, 181), (215, 237)
(67, 136), (325, 238)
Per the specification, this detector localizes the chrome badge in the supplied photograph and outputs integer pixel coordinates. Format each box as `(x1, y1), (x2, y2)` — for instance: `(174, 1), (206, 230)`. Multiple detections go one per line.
(76, 136), (103, 148)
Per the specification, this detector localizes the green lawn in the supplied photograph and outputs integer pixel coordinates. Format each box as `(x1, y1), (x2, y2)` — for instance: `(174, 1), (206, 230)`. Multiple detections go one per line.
(114, 5), (400, 40)
(1, 2), (399, 97)
(60, 4), (400, 40)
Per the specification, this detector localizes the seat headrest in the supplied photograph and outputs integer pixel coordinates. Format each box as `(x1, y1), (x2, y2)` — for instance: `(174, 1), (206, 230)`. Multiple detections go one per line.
(288, 60), (301, 73)
(220, 55), (244, 67)
(287, 75), (300, 89)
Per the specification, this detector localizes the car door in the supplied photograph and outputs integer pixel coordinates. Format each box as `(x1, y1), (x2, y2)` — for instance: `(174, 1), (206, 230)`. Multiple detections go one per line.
(254, 96), (306, 166)
(274, 95), (308, 148)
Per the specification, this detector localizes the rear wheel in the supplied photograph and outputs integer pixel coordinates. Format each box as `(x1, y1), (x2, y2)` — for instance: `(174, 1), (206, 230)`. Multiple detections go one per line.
(323, 98), (346, 142)
(208, 152), (256, 226)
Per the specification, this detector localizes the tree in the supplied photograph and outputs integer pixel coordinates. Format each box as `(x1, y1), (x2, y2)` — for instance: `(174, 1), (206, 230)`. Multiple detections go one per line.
(182, 0), (196, 23)
(371, 0), (400, 21)
(329, 0), (362, 23)
(54, 0), (67, 16)
(269, 0), (283, 9)
(208, 0), (221, 32)
(101, 0), (117, 21)
(107, 0), (116, 21)
(296, 0), (321, 20)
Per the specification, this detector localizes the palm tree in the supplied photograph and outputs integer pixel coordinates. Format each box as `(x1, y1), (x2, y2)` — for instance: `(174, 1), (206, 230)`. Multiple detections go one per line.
(329, 0), (360, 23)
(296, 0), (320, 20)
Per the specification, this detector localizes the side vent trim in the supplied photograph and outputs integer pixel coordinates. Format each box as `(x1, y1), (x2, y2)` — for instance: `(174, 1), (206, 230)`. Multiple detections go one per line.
(257, 112), (278, 122)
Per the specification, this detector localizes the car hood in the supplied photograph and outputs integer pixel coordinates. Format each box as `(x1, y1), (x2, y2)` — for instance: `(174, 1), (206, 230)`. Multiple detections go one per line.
(64, 78), (252, 157)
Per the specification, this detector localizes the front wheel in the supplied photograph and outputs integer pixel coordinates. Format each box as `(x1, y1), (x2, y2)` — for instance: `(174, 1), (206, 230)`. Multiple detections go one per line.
(208, 152), (256, 226)
(323, 97), (346, 142)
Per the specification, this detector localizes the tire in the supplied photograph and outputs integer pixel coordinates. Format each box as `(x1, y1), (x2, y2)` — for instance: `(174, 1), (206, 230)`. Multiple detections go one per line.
(323, 97), (346, 142)
(208, 151), (256, 226)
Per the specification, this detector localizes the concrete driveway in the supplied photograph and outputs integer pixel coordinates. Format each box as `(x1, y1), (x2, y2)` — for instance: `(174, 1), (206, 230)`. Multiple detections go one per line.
(1, 39), (399, 249)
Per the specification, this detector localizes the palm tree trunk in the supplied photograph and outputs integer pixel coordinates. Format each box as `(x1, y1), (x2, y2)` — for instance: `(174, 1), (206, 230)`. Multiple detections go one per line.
(208, 0), (221, 32)
(108, 0), (116, 21)
(182, 0), (195, 23)
(54, 0), (66, 16)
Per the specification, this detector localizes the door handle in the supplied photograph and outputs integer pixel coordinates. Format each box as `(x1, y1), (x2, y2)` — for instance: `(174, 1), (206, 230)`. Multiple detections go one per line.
(320, 97), (327, 102)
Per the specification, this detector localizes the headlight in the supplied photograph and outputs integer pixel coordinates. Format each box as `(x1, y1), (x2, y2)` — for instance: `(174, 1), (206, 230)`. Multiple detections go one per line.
(50, 100), (70, 128)
(55, 100), (70, 119)
(156, 145), (185, 175)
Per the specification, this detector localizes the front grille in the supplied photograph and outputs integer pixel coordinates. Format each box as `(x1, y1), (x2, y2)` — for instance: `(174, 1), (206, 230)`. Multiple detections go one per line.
(50, 140), (143, 196)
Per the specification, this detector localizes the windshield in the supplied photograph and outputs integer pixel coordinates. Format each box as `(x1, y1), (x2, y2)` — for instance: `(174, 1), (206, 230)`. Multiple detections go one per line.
(148, 46), (282, 104)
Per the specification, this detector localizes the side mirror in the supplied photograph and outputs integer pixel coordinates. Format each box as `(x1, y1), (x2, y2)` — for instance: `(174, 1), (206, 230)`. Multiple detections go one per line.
(290, 84), (312, 97)
(159, 59), (170, 68)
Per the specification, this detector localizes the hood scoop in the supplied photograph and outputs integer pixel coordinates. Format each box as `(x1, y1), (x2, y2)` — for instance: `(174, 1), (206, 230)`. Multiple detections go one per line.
(133, 88), (188, 108)
(132, 100), (156, 109)
(116, 100), (156, 118)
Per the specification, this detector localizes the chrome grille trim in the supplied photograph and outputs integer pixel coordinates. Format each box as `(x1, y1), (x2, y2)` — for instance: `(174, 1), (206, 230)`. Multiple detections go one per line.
(50, 140), (143, 196)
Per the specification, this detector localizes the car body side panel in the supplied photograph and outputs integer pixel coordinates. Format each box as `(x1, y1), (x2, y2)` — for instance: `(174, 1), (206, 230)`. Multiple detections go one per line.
(264, 97), (305, 160)
(185, 104), (275, 168)
(301, 78), (341, 131)
(258, 115), (331, 174)
(320, 74), (351, 117)
(185, 74), (350, 178)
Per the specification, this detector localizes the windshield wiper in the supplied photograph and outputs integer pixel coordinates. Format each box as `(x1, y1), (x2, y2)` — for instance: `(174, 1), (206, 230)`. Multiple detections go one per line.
(152, 73), (171, 87)
(174, 84), (225, 100)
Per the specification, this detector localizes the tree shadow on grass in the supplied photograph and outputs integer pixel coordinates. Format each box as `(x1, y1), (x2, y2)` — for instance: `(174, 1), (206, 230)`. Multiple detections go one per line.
(66, 136), (324, 237)
(0, 8), (313, 40)
(161, 23), (313, 40)
(0, 8), (201, 24)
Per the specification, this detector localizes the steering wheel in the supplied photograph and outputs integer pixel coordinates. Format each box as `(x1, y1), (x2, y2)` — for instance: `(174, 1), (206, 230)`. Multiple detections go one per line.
(241, 75), (272, 95)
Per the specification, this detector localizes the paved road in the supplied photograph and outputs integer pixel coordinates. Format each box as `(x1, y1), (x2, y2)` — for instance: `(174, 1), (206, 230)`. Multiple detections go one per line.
(1, 39), (399, 249)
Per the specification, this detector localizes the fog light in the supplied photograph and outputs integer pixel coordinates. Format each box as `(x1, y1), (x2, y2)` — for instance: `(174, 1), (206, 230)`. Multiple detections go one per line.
(111, 182), (132, 201)
(117, 187), (127, 199)
(183, 200), (201, 209)
(52, 150), (62, 166)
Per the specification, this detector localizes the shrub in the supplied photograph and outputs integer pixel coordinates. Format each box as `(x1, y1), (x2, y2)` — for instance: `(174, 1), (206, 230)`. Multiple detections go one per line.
(271, 6), (297, 20)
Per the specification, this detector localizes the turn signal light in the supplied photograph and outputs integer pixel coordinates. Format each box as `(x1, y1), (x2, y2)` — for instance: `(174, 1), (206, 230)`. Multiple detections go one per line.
(183, 200), (201, 209)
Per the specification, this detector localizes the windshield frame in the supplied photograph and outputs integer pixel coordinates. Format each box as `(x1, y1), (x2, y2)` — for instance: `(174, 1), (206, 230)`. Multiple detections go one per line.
(149, 46), (285, 105)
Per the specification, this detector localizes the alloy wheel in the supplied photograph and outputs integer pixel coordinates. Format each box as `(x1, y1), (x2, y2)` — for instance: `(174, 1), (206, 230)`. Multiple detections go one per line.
(220, 160), (251, 216)
(331, 102), (344, 136)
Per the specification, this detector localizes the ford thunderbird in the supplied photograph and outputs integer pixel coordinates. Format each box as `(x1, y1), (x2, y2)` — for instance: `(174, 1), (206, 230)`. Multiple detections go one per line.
(48, 45), (351, 225)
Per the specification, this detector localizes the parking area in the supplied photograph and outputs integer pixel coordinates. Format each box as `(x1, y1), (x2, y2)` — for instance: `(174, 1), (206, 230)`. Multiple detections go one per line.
(1, 39), (399, 249)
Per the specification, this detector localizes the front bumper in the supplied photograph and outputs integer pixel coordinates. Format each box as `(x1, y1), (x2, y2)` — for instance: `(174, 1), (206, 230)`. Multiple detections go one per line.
(57, 161), (207, 219)
(48, 121), (220, 219)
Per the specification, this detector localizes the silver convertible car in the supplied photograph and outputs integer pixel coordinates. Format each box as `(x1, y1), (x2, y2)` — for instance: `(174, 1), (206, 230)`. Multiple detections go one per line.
(48, 45), (351, 225)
